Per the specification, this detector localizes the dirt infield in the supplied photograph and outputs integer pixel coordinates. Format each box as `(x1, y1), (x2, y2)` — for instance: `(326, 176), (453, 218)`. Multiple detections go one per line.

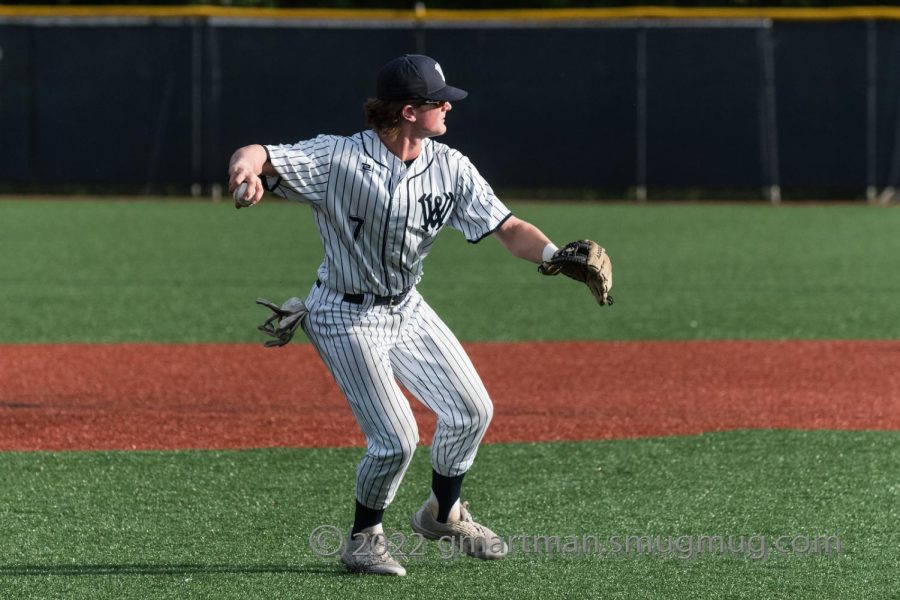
(1, 341), (898, 451)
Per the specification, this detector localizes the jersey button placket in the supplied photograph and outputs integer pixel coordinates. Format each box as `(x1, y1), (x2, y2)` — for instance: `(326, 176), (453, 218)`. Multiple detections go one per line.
(383, 165), (406, 298)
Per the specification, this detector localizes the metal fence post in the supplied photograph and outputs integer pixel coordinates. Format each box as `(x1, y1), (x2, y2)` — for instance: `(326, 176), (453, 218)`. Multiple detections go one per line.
(190, 19), (204, 197)
(758, 21), (781, 204)
(866, 19), (878, 203)
(636, 25), (648, 203)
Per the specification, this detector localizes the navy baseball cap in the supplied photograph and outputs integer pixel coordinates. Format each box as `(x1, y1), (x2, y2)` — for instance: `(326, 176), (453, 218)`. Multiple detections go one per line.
(376, 54), (468, 102)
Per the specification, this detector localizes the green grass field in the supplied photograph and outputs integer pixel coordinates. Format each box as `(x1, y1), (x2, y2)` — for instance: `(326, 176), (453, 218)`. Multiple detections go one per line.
(1, 431), (898, 599)
(2, 200), (899, 342)
(1, 199), (898, 598)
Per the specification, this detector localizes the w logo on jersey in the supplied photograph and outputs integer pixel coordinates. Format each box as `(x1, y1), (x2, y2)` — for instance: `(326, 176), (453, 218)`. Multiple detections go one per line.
(418, 193), (454, 233)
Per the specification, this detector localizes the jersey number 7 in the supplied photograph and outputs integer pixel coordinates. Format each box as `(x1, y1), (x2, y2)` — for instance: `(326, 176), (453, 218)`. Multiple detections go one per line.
(349, 216), (364, 240)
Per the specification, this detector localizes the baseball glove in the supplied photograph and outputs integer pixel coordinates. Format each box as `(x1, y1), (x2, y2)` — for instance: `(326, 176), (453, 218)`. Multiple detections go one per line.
(256, 297), (309, 347)
(538, 240), (614, 306)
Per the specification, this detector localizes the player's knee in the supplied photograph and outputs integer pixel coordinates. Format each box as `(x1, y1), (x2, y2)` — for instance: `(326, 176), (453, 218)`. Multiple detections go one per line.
(397, 432), (418, 465)
(461, 398), (493, 437)
(367, 420), (418, 445)
(478, 398), (494, 429)
(380, 429), (419, 466)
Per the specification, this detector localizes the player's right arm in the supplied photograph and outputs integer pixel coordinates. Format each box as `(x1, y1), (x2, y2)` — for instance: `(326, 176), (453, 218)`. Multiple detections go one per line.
(228, 144), (275, 207)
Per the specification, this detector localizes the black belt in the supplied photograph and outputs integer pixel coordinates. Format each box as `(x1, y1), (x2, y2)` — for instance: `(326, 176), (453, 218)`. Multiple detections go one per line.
(316, 279), (411, 307)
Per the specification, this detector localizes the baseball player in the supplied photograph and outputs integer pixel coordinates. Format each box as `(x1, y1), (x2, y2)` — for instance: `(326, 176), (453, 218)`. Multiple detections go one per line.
(227, 54), (611, 576)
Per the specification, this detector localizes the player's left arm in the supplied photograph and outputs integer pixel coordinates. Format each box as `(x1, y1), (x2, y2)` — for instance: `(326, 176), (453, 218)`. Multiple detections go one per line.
(448, 155), (554, 264)
(492, 216), (554, 264)
(495, 217), (614, 306)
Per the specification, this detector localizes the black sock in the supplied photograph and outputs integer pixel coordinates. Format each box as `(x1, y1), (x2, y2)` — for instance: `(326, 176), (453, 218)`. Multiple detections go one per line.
(352, 500), (385, 535)
(432, 470), (465, 523)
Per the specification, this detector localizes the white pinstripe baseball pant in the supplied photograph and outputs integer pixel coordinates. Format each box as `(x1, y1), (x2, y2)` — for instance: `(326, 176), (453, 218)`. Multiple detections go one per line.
(302, 281), (494, 510)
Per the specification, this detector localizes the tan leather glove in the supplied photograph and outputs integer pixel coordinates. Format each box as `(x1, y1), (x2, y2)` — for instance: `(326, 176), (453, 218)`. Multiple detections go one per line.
(538, 240), (613, 306)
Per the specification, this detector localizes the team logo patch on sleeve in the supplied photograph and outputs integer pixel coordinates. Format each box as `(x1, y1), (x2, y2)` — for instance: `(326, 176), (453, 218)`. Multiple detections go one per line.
(418, 193), (454, 232)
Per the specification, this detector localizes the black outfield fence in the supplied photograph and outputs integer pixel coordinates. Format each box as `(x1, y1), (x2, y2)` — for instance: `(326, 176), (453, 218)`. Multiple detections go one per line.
(1, 6), (899, 201)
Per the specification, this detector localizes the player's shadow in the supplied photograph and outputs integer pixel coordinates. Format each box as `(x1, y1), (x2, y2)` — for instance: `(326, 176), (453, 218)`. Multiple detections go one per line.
(0, 563), (336, 576)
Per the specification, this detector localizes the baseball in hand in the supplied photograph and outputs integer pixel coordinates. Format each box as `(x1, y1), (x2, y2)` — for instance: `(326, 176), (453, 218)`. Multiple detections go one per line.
(233, 181), (252, 208)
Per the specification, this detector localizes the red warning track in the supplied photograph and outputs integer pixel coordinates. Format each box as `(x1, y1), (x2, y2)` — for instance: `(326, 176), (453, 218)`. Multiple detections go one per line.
(1, 341), (898, 451)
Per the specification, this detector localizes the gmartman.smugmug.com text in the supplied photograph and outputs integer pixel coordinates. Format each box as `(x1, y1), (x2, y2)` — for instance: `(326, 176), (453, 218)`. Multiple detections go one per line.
(308, 526), (843, 562)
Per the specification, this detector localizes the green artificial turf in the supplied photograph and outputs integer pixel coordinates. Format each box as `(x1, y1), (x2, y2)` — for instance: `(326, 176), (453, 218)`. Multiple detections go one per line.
(2, 199), (899, 343)
(0, 430), (897, 599)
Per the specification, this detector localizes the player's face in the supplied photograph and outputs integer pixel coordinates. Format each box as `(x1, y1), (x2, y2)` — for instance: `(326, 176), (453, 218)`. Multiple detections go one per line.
(412, 101), (452, 137)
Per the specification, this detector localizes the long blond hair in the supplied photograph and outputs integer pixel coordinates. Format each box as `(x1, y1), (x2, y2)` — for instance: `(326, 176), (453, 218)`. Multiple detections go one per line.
(363, 98), (408, 138)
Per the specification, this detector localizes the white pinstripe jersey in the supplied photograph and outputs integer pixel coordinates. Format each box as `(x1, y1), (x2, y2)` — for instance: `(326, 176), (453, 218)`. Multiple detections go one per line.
(263, 130), (511, 296)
